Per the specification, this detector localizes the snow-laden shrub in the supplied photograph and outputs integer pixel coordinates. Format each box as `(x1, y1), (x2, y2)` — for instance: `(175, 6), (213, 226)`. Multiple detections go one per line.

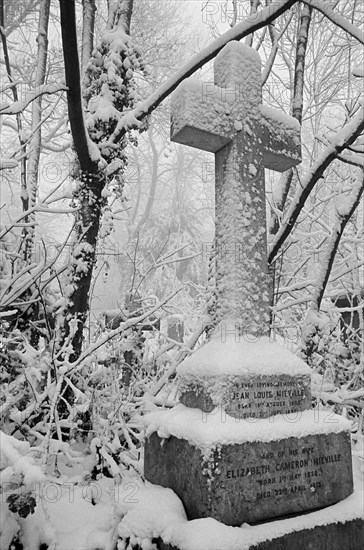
(301, 308), (363, 433)
(0, 430), (45, 547)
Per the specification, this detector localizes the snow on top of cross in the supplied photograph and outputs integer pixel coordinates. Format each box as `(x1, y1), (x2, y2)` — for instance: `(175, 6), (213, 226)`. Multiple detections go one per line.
(214, 41), (261, 94)
(215, 40), (260, 67)
(144, 405), (350, 451)
(171, 78), (239, 107)
(170, 77), (201, 97)
(261, 104), (301, 132)
(177, 321), (311, 378)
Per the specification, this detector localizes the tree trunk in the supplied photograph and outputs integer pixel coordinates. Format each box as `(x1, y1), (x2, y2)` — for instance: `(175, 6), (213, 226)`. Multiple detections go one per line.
(24, 0), (51, 263)
(0, 0), (27, 264)
(58, 0), (102, 361)
(81, 0), (96, 73)
(57, 0), (135, 362)
(270, 3), (313, 237)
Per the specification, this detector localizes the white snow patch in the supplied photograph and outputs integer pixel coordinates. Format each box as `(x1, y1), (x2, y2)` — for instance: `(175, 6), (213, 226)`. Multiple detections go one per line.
(0, 501), (19, 548)
(118, 471), (363, 550)
(144, 405), (350, 452)
(260, 104), (300, 132)
(215, 40), (261, 66)
(248, 163), (257, 176)
(117, 480), (186, 546)
(1, 445), (362, 549)
(45, 481), (114, 549)
(353, 65), (364, 78)
(0, 431), (45, 485)
(86, 134), (101, 162)
(177, 321), (311, 379)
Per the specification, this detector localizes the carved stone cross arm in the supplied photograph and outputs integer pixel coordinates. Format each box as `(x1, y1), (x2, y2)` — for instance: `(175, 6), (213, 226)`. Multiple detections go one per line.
(260, 105), (301, 172)
(170, 42), (300, 171)
(170, 79), (234, 153)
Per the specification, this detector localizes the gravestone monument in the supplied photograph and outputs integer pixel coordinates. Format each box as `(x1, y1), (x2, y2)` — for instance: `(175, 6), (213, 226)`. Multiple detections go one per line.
(144, 42), (362, 549)
(165, 315), (185, 343)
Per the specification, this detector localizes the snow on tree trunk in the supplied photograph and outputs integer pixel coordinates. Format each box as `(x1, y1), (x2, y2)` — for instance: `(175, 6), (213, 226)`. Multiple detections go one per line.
(57, 0), (145, 361)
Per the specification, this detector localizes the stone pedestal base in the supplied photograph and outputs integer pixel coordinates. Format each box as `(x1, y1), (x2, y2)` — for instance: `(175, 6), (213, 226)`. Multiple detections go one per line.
(145, 428), (353, 526)
(157, 517), (363, 550)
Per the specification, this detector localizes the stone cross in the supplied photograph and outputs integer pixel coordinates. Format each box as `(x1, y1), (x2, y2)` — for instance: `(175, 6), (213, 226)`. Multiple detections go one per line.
(170, 41), (301, 334)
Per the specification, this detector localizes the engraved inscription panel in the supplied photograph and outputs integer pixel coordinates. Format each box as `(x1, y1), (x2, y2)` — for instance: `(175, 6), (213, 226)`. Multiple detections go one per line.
(225, 375), (311, 419)
(180, 374), (311, 419)
(223, 442), (335, 501)
(211, 431), (353, 524)
(145, 430), (353, 526)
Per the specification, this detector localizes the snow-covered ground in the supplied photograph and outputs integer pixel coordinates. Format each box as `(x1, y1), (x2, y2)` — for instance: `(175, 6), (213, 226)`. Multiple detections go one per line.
(1, 427), (363, 550)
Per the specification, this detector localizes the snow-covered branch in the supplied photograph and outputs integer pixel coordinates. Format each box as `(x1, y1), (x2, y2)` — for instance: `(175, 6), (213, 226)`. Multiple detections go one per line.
(0, 203), (78, 242)
(337, 152), (364, 168)
(20, 0), (51, 264)
(61, 286), (185, 375)
(0, 84), (67, 115)
(269, 3), (312, 236)
(262, 13), (293, 86)
(302, 0), (364, 44)
(309, 170), (364, 312)
(0, 157), (18, 170)
(269, 106), (364, 263)
(106, 0), (298, 143)
(149, 312), (211, 398)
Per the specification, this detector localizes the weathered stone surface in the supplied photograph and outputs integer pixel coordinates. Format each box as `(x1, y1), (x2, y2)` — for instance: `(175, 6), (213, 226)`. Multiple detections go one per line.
(144, 430), (353, 526)
(170, 42), (300, 329)
(157, 518), (364, 550)
(180, 374), (311, 419)
(166, 315), (184, 343)
(147, 41), (356, 546)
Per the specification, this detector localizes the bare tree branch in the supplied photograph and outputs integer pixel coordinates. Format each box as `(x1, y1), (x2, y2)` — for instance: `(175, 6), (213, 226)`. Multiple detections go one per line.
(0, 0), (27, 217)
(22, 0), (51, 265)
(4, 0), (40, 37)
(269, 3), (312, 236)
(310, 171), (364, 312)
(269, 106), (364, 263)
(0, 84), (68, 115)
(262, 13), (293, 86)
(106, 0), (298, 144)
(302, 0), (364, 44)
(245, 0), (260, 46)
